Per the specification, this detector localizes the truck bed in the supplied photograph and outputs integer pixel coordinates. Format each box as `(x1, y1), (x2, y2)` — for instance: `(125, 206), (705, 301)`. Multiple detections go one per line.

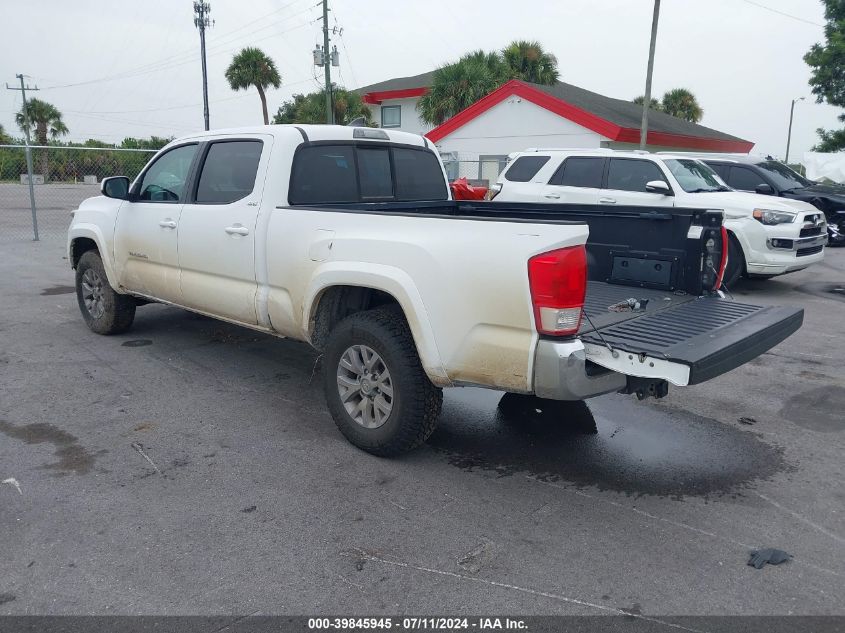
(308, 199), (803, 387)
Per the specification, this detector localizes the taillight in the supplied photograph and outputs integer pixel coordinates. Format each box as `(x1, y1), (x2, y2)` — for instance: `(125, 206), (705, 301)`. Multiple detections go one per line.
(714, 226), (729, 290)
(700, 225), (727, 291)
(527, 245), (587, 336)
(487, 182), (502, 200)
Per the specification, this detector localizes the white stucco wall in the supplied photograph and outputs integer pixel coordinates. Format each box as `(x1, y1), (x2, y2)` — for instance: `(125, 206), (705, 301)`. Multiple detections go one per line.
(368, 97), (432, 136)
(431, 96), (607, 158)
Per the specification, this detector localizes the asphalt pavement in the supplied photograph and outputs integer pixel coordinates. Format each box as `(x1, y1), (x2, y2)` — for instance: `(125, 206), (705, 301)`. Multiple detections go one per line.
(0, 240), (843, 618)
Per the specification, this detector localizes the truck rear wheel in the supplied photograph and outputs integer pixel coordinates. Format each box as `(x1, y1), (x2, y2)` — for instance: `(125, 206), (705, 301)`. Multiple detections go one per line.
(322, 306), (443, 456)
(75, 250), (136, 335)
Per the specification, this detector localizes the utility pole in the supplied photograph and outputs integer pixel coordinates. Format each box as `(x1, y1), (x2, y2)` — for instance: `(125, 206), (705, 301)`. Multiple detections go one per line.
(6, 74), (39, 240)
(639, 0), (661, 150)
(313, 0), (340, 124)
(194, 1), (213, 131)
(785, 97), (805, 164)
(321, 0), (333, 124)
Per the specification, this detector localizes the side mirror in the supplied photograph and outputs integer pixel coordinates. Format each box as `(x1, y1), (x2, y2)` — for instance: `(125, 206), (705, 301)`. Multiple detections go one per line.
(101, 176), (130, 200)
(755, 183), (774, 195)
(645, 180), (672, 195)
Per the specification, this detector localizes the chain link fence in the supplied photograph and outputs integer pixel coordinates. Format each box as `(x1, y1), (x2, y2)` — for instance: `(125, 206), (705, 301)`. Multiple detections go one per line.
(441, 158), (508, 189)
(0, 145), (156, 242)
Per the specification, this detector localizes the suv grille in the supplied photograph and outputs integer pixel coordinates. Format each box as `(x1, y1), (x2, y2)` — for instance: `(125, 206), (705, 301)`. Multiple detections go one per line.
(800, 214), (824, 237)
(797, 245), (824, 257)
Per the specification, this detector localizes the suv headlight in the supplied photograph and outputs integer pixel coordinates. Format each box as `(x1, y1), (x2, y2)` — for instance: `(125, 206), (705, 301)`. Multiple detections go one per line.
(752, 208), (797, 225)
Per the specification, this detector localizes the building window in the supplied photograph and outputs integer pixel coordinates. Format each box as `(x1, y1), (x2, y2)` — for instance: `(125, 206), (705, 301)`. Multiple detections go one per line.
(381, 105), (401, 128)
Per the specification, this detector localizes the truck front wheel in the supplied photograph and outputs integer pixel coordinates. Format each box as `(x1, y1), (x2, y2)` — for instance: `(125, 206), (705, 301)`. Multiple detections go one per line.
(323, 306), (443, 456)
(75, 250), (136, 335)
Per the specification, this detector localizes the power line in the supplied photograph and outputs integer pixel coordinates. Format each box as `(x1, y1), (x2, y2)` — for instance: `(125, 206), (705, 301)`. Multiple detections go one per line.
(41, 0), (320, 90)
(62, 78), (319, 115)
(740, 0), (824, 27)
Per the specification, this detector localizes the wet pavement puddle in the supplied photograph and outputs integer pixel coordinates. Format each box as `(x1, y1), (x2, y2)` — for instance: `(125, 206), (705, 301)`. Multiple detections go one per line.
(40, 285), (75, 296)
(430, 388), (789, 499)
(0, 420), (97, 475)
(121, 339), (153, 347)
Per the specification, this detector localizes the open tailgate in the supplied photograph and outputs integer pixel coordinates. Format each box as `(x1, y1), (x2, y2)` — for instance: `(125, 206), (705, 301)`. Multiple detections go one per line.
(579, 282), (804, 385)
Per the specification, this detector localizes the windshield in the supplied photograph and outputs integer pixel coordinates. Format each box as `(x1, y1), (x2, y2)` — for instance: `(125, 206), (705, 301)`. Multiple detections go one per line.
(664, 159), (728, 193)
(756, 161), (811, 190)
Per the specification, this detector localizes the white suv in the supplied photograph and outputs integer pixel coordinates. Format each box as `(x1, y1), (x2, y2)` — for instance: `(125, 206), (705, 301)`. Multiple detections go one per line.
(492, 149), (826, 285)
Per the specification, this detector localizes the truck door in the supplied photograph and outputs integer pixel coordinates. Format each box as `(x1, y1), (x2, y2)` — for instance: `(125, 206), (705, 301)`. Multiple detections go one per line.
(541, 156), (604, 205)
(601, 158), (675, 208)
(177, 138), (268, 325)
(113, 143), (199, 302)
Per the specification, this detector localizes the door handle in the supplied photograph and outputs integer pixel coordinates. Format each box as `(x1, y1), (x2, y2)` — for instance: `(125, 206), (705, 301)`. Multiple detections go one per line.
(225, 225), (250, 236)
(543, 193), (561, 199)
(599, 197), (616, 204)
(159, 220), (177, 229)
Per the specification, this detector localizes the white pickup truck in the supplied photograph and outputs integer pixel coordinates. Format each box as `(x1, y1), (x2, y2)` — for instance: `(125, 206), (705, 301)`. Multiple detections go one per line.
(68, 125), (803, 455)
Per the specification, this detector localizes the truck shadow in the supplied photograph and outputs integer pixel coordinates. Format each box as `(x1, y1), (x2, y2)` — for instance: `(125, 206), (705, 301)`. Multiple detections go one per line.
(119, 306), (790, 500)
(428, 388), (790, 500)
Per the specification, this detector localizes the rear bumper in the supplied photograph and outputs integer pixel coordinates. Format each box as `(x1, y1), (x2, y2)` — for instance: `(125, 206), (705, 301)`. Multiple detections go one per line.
(534, 293), (805, 400)
(533, 339), (626, 400)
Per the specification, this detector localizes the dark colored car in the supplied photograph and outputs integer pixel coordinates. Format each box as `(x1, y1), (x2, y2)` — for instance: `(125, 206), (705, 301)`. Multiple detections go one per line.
(700, 155), (845, 246)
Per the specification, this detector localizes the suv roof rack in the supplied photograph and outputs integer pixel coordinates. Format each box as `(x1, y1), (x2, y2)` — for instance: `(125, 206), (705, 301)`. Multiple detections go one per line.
(521, 147), (617, 153)
(656, 151), (751, 158)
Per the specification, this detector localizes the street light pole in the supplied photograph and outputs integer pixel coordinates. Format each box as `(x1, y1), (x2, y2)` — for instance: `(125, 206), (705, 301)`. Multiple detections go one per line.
(785, 97), (805, 164)
(6, 74), (39, 240)
(639, 0), (661, 150)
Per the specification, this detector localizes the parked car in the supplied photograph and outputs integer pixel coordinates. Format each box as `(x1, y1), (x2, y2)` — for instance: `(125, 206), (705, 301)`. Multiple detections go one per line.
(68, 126), (803, 456)
(683, 153), (845, 246)
(492, 148), (826, 285)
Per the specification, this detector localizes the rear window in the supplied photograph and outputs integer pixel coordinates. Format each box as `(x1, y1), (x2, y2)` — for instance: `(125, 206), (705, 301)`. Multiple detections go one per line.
(549, 157), (604, 188)
(357, 147), (393, 200)
(504, 155), (550, 182)
(288, 144), (447, 205)
(393, 148), (448, 201)
(289, 146), (358, 204)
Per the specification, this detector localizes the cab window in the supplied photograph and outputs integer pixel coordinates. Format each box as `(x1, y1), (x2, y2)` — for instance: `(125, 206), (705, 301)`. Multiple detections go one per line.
(195, 140), (263, 204)
(138, 144), (198, 202)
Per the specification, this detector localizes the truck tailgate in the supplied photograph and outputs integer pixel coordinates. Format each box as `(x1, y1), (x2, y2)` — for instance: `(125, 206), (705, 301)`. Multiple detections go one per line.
(580, 282), (804, 385)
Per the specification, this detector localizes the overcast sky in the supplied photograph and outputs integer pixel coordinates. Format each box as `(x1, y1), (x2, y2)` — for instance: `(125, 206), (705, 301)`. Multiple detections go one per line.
(1, 0), (840, 161)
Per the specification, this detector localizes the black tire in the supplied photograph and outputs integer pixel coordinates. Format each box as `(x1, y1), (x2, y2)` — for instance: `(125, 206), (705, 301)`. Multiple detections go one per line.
(75, 250), (136, 335)
(723, 233), (745, 288)
(497, 393), (598, 434)
(322, 306), (443, 456)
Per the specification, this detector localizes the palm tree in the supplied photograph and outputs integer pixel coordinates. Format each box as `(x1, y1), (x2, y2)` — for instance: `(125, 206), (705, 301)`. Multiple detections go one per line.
(502, 40), (559, 84)
(273, 87), (373, 126)
(660, 88), (703, 123)
(225, 47), (282, 125)
(417, 50), (508, 126)
(633, 95), (661, 110)
(16, 98), (69, 180)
